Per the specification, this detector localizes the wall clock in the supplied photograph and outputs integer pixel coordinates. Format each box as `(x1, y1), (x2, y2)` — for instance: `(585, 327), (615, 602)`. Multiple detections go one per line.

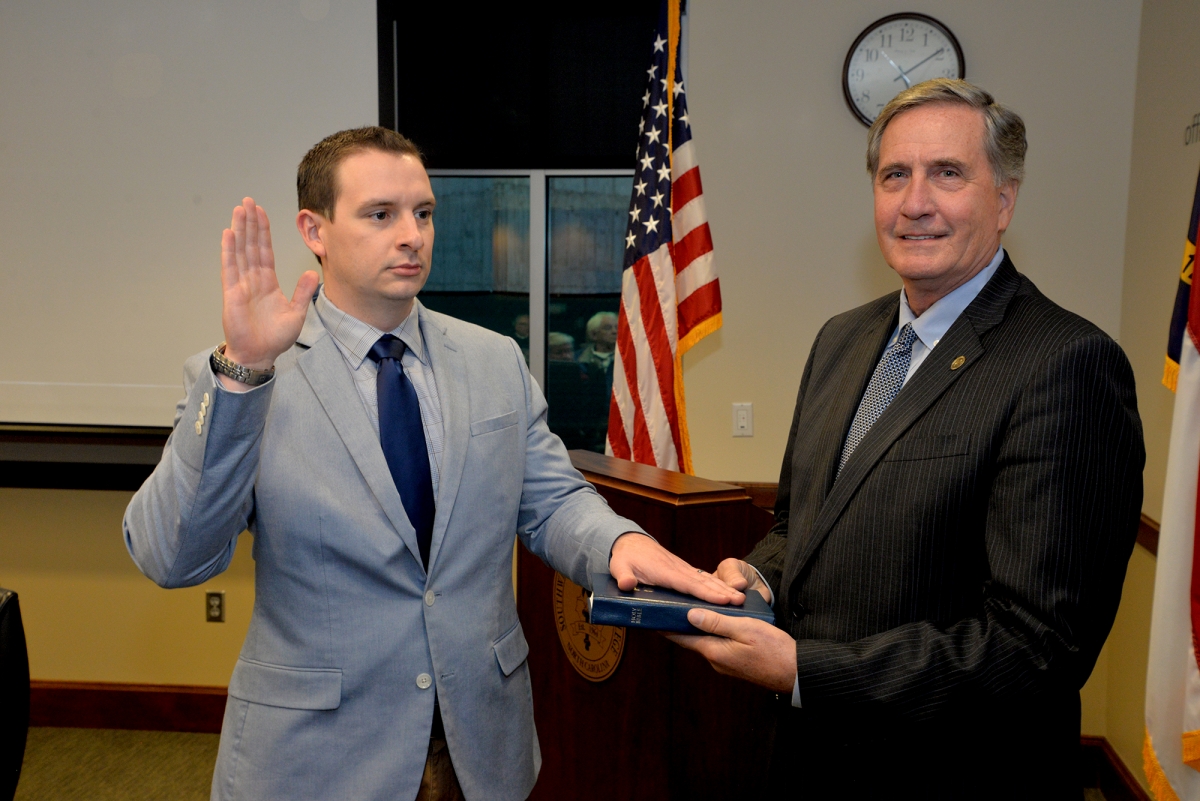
(842, 13), (965, 126)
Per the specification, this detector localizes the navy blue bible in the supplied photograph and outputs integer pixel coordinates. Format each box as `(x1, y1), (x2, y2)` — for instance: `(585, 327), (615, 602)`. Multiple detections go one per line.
(587, 573), (775, 634)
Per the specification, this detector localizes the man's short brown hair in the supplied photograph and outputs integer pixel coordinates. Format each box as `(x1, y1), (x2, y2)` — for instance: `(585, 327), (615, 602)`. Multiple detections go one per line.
(297, 126), (423, 219)
(865, 79), (1027, 187)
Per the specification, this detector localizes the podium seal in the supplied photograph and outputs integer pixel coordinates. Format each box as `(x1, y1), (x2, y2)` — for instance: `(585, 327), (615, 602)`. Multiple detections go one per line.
(552, 572), (625, 683)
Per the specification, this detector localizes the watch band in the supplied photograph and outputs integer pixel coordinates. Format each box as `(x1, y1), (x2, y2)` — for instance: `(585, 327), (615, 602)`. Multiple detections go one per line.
(210, 342), (275, 387)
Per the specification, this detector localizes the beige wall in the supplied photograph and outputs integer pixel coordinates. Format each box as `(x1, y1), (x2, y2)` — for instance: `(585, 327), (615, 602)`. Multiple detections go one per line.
(2, 0), (1194, 789)
(1097, 0), (1200, 787)
(1107, 547), (1158, 786)
(0, 489), (253, 686)
(1119, 0), (1200, 525)
(684, 0), (1142, 481)
(678, 0), (1175, 789)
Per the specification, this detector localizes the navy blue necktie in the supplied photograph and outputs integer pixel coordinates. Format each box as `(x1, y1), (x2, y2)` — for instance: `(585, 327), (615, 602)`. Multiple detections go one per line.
(368, 335), (435, 568)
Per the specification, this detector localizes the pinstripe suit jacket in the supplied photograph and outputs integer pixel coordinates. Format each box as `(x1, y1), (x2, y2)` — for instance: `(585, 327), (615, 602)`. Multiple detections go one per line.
(746, 257), (1143, 793)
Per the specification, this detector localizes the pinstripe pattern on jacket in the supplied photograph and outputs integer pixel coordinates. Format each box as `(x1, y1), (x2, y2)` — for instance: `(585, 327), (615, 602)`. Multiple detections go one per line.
(746, 257), (1143, 795)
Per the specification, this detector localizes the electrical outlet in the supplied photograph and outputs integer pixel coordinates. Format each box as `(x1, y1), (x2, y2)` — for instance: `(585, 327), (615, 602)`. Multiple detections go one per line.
(206, 591), (225, 623)
(732, 403), (754, 437)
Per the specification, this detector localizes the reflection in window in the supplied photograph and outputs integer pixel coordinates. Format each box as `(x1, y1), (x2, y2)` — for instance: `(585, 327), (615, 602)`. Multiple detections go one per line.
(422, 177), (531, 355)
(545, 176), (630, 453)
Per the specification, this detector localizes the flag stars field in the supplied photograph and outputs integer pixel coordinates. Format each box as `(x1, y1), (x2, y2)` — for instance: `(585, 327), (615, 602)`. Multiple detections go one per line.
(607, 0), (721, 473)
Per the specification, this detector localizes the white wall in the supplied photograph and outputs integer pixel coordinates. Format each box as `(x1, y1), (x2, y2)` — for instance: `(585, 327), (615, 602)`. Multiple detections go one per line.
(0, 0), (376, 426)
(683, 0), (1143, 481)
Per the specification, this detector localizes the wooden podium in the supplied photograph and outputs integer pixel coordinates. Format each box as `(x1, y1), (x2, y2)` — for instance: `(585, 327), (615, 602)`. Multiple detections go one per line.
(517, 451), (776, 800)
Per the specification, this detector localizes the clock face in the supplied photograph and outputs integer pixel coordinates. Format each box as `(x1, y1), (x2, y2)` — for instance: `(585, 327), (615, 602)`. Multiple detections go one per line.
(843, 14), (965, 126)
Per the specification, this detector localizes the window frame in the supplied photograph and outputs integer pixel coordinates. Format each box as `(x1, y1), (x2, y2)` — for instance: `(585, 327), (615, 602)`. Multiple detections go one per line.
(426, 168), (635, 388)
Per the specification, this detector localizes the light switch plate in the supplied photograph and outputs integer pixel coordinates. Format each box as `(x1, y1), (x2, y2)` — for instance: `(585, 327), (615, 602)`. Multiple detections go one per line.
(732, 403), (753, 437)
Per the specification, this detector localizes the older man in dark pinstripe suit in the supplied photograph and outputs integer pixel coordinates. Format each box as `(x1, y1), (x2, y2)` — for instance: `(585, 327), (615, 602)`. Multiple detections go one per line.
(671, 80), (1143, 799)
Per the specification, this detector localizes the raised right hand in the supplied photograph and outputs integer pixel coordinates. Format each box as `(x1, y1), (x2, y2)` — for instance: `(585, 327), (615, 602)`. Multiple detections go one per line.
(715, 558), (772, 604)
(220, 197), (319, 370)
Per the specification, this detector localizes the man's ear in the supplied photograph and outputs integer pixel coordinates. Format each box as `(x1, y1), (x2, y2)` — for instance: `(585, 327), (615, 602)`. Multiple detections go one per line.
(296, 209), (328, 262)
(996, 180), (1019, 234)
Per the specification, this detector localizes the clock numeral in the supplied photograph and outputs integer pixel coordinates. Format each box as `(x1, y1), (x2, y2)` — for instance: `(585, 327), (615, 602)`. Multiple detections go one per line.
(845, 14), (962, 126)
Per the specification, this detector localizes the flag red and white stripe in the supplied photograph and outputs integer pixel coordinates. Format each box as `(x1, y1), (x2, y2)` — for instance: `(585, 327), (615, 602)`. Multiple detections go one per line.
(607, 0), (720, 474)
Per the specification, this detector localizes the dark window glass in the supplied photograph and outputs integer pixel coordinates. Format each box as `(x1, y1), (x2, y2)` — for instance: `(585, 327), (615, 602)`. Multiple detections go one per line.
(377, 0), (658, 168)
(421, 176), (531, 356)
(544, 176), (629, 453)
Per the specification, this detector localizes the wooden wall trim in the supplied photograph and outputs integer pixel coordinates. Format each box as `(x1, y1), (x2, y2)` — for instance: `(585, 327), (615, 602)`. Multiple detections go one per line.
(0, 424), (1167, 559)
(725, 481), (1162, 559)
(1138, 513), (1159, 557)
(0, 424), (170, 446)
(1080, 735), (1151, 801)
(728, 481), (777, 511)
(0, 462), (155, 491)
(0, 423), (169, 491)
(30, 681), (225, 733)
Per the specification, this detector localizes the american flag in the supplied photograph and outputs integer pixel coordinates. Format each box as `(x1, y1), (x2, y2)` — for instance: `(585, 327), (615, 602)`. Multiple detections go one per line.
(607, 0), (720, 474)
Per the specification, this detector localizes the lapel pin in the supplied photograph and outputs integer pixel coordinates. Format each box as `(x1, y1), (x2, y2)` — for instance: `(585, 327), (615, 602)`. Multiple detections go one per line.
(950, 356), (966, 370)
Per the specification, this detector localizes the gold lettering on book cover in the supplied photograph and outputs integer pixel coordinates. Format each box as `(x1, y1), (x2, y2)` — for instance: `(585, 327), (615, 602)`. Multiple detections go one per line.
(552, 572), (625, 683)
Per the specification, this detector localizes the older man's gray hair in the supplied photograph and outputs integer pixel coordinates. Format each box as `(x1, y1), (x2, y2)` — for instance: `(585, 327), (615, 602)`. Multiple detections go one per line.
(865, 78), (1027, 187)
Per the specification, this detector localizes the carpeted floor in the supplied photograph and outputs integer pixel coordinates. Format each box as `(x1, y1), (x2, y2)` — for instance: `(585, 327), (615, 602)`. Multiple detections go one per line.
(15, 727), (219, 801)
(13, 727), (1116, 800)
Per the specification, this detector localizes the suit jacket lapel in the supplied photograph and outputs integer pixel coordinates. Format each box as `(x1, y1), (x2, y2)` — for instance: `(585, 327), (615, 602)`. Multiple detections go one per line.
(811, 300), (899, 495)
(294, 310), (426, 569)
(790, 258), (1022, 577)
(421, 310), (470, 572)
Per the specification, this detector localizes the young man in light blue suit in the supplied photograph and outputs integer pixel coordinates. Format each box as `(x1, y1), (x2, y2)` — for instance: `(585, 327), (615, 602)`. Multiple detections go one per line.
(124, 127), (739, 801)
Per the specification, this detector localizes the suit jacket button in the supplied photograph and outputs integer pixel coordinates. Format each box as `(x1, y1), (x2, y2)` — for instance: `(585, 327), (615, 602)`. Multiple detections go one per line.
(416, 673), (433, 690)
(791, 603), (809, 622)
(424, 590), (435, 607)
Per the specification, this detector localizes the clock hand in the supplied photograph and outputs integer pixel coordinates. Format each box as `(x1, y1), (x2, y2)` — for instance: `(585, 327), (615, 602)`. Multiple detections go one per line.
(893, 47), (947, 81)
(879, 49), (912, 88)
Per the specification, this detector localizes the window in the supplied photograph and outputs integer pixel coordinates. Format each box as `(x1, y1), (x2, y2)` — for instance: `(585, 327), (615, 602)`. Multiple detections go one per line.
(378, 1), (662, 451)
(424, 171), (633, 452)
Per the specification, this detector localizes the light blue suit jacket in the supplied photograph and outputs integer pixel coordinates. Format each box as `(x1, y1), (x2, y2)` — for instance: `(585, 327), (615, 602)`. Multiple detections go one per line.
(124, 302), (641, 801)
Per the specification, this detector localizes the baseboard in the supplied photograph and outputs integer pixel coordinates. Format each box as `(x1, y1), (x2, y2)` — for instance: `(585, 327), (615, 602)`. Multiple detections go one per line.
(1137, 513), (1159, 557)
(1080, 735), (1150, 801)
(25, 681), (1153, 794)
(30, 681), (226, 733)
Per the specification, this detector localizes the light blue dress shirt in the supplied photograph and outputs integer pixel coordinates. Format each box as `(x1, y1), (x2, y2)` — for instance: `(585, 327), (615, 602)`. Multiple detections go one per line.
(315, 289), (445, 497)
(785, 246), (1005, 707)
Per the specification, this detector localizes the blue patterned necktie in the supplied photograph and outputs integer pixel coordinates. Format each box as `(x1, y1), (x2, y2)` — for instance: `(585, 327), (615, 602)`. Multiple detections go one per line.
(368, 335), (435, 568)
(837, 323), (918, 477)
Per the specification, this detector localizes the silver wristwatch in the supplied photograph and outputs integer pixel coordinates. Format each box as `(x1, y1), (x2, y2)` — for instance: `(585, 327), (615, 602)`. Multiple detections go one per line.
(210, 342), (275, 387)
